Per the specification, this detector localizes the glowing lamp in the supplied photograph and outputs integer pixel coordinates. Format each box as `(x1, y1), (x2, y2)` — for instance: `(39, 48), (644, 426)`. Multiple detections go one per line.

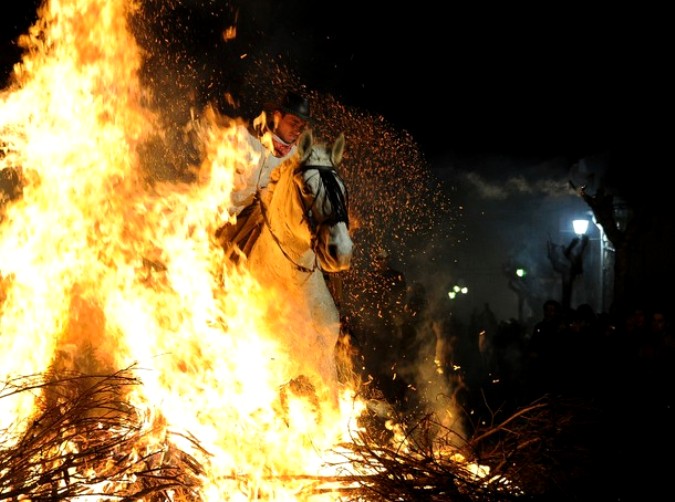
(573, 219), (589, 236)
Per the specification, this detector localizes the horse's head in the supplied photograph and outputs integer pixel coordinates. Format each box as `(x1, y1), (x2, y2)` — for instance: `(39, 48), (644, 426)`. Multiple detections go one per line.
(296, 130), (353, 272)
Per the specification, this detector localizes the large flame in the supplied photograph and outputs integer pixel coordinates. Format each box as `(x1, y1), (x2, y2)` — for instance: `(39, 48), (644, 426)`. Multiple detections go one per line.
(0, 0), (364, 499)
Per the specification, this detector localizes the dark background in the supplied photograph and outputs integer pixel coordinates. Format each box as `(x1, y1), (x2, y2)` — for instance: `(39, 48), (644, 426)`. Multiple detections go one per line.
(243, 1), (615, 161)
(225, 0), (615, 161)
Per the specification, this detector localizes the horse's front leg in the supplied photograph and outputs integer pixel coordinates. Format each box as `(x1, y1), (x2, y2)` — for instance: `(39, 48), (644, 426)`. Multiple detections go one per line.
(305, 271), (341, 408)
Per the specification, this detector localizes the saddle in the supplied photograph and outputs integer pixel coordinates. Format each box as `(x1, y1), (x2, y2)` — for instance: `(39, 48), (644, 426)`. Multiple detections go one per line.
(216, 198), (264, 261)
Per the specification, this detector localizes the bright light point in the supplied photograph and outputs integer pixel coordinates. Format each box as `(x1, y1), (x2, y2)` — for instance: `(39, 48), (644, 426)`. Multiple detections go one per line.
(516, 268), (526, 278)
(460, 287), (468, 294)
(453, 285), (460, 292)
(448, 291), (456, 299)
(573, 219), (589, 235)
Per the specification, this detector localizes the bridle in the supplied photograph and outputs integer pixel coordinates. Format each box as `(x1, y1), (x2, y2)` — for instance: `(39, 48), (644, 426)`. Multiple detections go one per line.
(300, 164), (349, 231)
(258, 163), (349, 274)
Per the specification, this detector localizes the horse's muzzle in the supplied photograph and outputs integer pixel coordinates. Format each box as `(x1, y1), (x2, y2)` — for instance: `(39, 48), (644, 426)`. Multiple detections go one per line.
(315, 222), (353, 272)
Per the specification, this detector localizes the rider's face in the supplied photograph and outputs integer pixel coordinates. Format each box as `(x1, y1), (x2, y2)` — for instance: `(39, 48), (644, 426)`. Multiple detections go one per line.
(274, 112), (307, 144)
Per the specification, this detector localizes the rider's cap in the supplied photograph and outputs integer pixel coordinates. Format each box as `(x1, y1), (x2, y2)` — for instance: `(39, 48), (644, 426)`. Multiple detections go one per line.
(270, 91), (311, 121)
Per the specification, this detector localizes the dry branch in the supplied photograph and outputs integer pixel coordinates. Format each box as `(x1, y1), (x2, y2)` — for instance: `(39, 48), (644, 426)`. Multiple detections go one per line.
(0, 367), (203, 500)
(1, 369), (596, 501)
(328, 394), (596, 501)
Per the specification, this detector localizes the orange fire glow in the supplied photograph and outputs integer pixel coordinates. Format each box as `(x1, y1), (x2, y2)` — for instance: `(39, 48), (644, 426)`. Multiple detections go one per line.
(0, 0), (366, 499)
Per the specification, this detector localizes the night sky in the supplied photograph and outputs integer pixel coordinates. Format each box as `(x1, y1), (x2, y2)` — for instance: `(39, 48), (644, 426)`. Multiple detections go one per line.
(330, 9), (609, 160)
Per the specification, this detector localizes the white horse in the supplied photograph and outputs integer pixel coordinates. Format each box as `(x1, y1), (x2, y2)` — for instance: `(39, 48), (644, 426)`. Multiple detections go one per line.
(246, 130), (353, 407)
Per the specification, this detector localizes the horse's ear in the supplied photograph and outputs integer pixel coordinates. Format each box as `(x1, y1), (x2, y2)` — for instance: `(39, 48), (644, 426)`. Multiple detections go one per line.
(298, 129), (313, 163)
(331, 133), (345, 166)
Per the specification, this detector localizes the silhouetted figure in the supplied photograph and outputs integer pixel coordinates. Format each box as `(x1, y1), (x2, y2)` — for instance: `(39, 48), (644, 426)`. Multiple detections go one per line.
(632, 306), (675, 413)
(402, 281), (428, 330)
(525, 299), (568, 398)
(487, 318), (528, 406)
(399, 281), (428, 375)
(646, 307), (675, 420)
(466, 303), (499, 389)
(565, 303), (603, 397)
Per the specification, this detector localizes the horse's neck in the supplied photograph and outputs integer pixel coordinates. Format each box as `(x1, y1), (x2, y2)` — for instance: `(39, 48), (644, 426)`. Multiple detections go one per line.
(249, 164), (313, 278)
(250, 231), (315, 282)
(262, 165), (311, 257)
(250, 229), (340, 324)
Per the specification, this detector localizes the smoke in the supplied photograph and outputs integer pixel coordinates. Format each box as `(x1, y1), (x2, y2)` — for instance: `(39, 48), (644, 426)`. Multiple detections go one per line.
(449, 155), (577, 200)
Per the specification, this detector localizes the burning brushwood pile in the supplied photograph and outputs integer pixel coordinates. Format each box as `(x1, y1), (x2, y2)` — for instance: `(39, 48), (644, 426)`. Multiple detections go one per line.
(0, 368), (590, 500)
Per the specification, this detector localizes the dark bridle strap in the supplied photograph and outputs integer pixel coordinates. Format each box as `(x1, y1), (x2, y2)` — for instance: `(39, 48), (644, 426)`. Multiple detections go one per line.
(300, 165), (349, 227)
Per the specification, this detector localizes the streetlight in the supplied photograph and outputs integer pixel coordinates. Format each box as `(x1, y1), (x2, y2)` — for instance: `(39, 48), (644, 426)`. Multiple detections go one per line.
(573, 219), (589, 236)
(447, 283), (468, 300)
